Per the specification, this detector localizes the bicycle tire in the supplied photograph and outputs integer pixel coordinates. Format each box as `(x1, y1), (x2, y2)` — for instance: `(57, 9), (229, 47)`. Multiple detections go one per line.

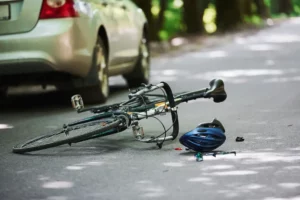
(12, 118), (122, 154)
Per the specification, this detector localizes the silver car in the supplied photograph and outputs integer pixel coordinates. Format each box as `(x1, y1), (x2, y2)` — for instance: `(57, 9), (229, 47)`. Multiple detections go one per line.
(0, 0), (150, 103)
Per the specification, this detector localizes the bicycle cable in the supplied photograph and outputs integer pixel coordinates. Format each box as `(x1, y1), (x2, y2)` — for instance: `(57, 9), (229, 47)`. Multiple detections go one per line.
(134, 87), (174, 147)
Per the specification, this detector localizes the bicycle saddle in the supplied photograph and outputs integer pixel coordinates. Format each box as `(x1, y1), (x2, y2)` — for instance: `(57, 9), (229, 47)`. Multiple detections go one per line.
(205, 79), (227, 103)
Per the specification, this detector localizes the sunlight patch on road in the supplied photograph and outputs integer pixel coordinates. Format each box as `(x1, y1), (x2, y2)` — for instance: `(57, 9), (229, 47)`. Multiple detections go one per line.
(239, 184), (265, 190)
(0, 124), (13, 129)
(151, 76), (178, 82)
(234, 37), (247, 44)
(38, 175), (50, 181)
(136, 182), (167, 198)
(76, 161), (103, 166)
(163, 162), (184, 167)
(137, 180), (152, 184)
(264, 76), (300, 83)
(193, 69), (284, 83)
(287, 147), (300, 151)
(278, 183), (300, 189)
(250, 166), (274, 171)
(264, 196), (300, 200)
(203, 170), (258, 176)
(208, 69), (282, 77)
(247, 44), (279, 51)
(65, 166), (85, 170)
(201, 165), (234, 170)
(289, 17), (300, 24)
(188, 177), (211, 182)
(284, 166), (300, 170)
(262, 34), (300, 43)
(254, 136), (279, 140)
(171, 37), (187, 46)
(265, 60), (275, 66)
(191, 50), (228, 58)
(42, 181), (74, 189)
(46, 196), (68, 200)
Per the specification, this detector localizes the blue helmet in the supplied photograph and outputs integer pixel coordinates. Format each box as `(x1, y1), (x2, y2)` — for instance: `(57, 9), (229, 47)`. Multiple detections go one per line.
(179, 119), (226, 152)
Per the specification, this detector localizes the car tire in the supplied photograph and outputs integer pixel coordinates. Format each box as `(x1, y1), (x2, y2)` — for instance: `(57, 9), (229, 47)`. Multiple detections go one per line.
(124, 32), (150, 88)
(80, 37), (109, 104)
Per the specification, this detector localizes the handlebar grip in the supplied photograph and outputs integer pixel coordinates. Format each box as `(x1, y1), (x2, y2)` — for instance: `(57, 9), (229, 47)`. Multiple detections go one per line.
(160, 82), (179, 140)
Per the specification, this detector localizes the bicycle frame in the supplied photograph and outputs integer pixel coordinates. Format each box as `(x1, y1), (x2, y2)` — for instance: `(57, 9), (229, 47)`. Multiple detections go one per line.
(70, 79), (225, 146)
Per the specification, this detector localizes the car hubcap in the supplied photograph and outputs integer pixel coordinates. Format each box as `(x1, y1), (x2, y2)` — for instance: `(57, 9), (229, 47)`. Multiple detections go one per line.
(141, 38), (150, 80)
(97, 45), (108, 97)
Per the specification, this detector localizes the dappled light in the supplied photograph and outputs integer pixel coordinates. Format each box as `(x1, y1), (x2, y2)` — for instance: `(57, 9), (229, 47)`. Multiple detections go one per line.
(247, 44), (279, 51)
(264, 196), (300, 200)
(284, 166), (300, 170)
(200, 165), (234, 170)
(202, 170), (258, 176)
(75, 161), (103, 166)
(278, 183), (300, 189)
(187, 177), (212, 182)
(264, 76), (300, 83)
(262, 34), (300, 43)
(193, 69), (286, 83)
(135, 181), (167, 198)
(191, 50), (228, 58)
(38, 175), (51, 181)
(0, 124), (13, 129)
(184, 151), (300, 165)
(65, 166), (85, 171)
(45, 196), (68, 200)
(42, 181), (74, 189)
(265, 60), (275, 66)
(171, 37), (187, 46)
(163, 162), (184, 167)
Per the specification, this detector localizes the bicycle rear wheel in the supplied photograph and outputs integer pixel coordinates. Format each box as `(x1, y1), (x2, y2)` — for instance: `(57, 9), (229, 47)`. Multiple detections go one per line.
(12, 118), (122, 154)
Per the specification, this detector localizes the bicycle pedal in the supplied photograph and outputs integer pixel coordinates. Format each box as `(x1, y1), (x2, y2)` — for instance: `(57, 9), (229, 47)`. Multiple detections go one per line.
(71, 94), (84, 111)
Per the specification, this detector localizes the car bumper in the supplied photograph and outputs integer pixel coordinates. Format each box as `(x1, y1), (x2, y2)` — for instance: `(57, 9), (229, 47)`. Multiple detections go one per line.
(0, 18), (93, 77)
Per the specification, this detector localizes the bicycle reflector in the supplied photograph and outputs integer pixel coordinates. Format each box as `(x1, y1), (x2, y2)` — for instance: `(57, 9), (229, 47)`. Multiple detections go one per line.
(71, 94), (84, 111)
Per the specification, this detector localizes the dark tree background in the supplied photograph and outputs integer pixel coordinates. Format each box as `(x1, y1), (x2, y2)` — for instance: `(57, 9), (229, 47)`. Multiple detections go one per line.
(132, 0), (296, 41)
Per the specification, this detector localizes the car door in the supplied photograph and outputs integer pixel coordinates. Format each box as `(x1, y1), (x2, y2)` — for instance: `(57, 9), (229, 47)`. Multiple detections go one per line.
(94, 0), (123, 67)
(112, 0), (139, 63)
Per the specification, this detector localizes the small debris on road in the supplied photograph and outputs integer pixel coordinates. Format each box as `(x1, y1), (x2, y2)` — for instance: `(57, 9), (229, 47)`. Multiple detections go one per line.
(174, 147), (183, 151)
(236, 137), (244, 142)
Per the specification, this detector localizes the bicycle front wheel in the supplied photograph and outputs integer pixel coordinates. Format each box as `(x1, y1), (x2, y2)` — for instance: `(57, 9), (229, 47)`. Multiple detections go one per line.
(12, 118), (122, 154)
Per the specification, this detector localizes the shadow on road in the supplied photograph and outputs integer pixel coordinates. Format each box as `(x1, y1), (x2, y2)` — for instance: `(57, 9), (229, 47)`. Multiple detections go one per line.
(0, 84), (129, 112)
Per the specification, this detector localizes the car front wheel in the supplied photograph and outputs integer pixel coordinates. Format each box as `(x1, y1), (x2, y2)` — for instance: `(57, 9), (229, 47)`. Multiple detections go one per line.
(80, 37), (109, 104)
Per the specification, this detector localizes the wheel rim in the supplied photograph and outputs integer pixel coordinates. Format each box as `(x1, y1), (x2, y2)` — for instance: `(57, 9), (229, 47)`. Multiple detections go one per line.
(141, 38), (150, 80)
(97, 45), (109, 97)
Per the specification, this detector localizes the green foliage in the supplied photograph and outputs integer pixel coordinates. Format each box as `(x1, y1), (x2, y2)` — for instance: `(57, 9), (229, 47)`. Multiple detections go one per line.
(149, 0), (300, 41)
(244, 15), (263, 25)
(158, 0), (184, 40)
(203, 3), (217, 33)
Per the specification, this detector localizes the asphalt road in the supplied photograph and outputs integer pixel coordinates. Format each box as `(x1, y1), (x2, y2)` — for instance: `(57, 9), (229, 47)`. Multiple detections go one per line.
(1, 18), (300, 200)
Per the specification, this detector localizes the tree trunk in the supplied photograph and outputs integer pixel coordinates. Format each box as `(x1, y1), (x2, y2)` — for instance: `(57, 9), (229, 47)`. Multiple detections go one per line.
(253, 0), (270, 18)
(132, 0), (157, 41)
(215, 0), (242, 32)
(183, 0), (209, 34)
(157, 0), (167, 32)
(278, 0), (293, 15)
(241, 0), (253, 17)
